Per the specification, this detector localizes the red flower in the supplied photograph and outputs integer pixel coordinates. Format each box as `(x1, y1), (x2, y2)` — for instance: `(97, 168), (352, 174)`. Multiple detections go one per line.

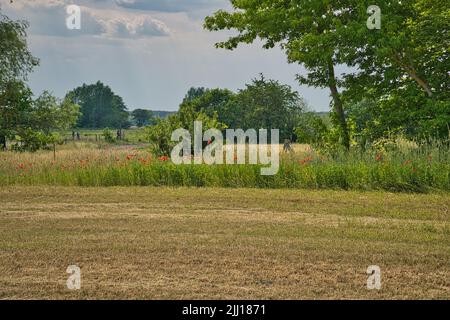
(158, 156), (169, 162)
(375, 153), (383, 162)
(299, 155), (313, 166)
(402, 160), (412, 167)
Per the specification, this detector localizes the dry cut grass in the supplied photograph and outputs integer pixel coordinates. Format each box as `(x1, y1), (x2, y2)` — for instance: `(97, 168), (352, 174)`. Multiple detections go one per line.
(0, 187), (448, 299)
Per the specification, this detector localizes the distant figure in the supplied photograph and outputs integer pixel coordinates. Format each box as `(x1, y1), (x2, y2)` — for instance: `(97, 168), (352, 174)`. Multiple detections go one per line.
(0, 135), (6, 151)
(76, 132), (80, 140)
(283, 139), (293, 153)
(72, 131), (75, 140)
(117, 130), (121, 140)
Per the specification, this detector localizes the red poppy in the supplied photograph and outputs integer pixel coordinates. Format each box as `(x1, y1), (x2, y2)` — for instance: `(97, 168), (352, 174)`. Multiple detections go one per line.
(402, 160), (412, 166)
(299, 155), (313, 165)
(158, 156), (169, 162)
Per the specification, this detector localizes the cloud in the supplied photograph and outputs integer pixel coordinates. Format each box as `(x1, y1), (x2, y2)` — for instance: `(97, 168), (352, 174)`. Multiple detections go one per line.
(99, 15), (170, 38)
(114, 0), (228, 13)
(0, 0), (170, 38)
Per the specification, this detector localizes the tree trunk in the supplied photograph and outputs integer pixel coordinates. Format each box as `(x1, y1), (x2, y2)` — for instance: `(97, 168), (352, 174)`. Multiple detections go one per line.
(392, 53), (433, 98)
(327, 59), (350, 150)
(407, 69), (433, 98)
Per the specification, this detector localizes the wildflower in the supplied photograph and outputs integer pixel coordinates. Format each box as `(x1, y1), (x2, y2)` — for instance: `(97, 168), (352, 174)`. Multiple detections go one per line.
(375, 153), (383, 162)
(17, 163), (25, 170)
(299, 155), (313, 166)
(402, 160), (412, 167)
(158, 156), (169, 162)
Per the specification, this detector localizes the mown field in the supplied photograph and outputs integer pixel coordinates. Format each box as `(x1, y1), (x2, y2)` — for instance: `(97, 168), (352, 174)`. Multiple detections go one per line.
(0, 186), (448, 299)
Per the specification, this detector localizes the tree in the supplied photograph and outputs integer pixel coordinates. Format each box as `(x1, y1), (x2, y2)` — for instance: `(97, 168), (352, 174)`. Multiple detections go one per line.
(229, 75), (306, 141)
(0, 9), (80, 151)
(31, 92), (80, 135)
(0, 11), (39, 85)
(131, 109), (155, 127)
(338, 0), (450, 141)
(0, 10), (39, 149)
(179, 77), (306, 141)
(146, 105), (225, 156)
(66, 81), (131, 129)
(0, 81), (33, 150)
(179, 88), (235, 125)
(204, 1), (353, 149)
(183, 87), (207, 103)
(0, 82), (80, 151)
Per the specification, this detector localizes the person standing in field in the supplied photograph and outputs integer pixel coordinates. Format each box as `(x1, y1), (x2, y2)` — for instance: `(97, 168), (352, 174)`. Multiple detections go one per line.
(0, 135), (6, 151)
(283, 139), (293, 153)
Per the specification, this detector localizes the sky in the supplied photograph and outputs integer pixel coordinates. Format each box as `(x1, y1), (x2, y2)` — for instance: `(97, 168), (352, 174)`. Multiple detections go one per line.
(1, 0), (332, 112)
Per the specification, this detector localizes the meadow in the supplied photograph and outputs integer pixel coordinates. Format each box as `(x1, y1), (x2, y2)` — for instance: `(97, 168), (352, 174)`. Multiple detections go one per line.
(0, 140), (448, 192)
(0, 141), (448, 299)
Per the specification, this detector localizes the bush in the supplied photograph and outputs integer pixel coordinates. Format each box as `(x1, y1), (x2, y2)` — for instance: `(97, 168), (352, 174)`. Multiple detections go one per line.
(103, 128), (115, 143)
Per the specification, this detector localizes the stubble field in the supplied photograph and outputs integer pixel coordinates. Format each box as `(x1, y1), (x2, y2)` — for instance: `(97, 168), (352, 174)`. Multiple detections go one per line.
(0, 186), (448, 299)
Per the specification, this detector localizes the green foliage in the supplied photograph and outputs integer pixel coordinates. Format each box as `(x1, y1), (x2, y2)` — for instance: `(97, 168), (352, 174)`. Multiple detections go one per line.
(180, 87), (234, 124)
(183, 87), (207, 103)
(146, 116), (180, 156)
(231, 75), (306, 141)
(204, 0), (352, 148)
(146, 105), (226, 156)
(131, 109), (155, 127)
(0, 11), (39, 85)
(66, 81), (130, 129)
(0, 10), (79, 152)
(180, 76), (306, 141)
(295, 113), (329, 146)
(204, 0), (450, 149)
(102, 128), (115, 144)
(0, 81), (79, 152)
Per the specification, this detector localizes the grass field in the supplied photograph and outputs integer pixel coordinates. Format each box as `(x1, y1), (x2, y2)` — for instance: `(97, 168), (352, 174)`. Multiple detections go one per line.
(0, 186), (448, 299)
(1, 141), (448, 192)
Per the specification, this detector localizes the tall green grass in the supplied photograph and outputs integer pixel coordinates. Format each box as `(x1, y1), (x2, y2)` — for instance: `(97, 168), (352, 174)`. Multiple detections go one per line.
(0, 140), (448, 192)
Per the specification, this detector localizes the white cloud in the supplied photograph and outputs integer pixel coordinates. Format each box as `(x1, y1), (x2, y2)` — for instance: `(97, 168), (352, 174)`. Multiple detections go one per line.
(114, 0), (228, 13)
(0, 0), (170, 38)
(0, 0), (331, 112)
